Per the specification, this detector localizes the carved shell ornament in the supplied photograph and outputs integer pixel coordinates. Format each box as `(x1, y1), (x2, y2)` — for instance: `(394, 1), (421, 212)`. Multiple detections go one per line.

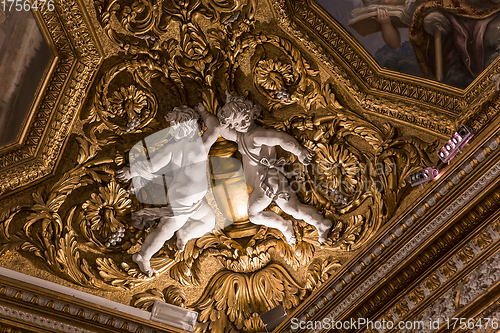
(0, 0), (439, 332)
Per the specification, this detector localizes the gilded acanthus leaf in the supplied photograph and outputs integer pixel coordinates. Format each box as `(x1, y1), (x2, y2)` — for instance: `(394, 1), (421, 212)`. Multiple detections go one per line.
(423, 274), (440, 292)
(163, 285), (186, 308)
(294, 241), (315, 266)
(439, 259), (458, 279)
(473, 230), (493, 250)
(193, 264), (305, 333)
(394, 299), (410, 317)
(97, 256), (175, 289)
(456, 246), (475, 264)
(132, 289), (166, 311)
(305, 257), (341, 291)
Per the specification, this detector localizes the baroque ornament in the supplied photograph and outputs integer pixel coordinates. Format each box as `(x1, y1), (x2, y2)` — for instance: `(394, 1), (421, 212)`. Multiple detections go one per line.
(81, 179), (132, 242)
(0, 0), (440, 331)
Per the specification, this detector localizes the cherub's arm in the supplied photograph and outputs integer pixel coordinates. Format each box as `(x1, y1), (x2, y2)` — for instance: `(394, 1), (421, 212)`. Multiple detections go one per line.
(195, 103), (220, 152)
(373, 7), (401, 49)
(117, 150), (171, 181)
(195, 103), (237, 146)
(254, 128), (312, 164)
(116, 151), (170, 191)
(148, 149), (173, 174)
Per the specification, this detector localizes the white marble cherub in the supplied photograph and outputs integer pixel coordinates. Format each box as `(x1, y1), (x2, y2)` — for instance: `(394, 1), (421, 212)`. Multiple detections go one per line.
(199, 92), (332, 244)
(117, 105), (220, 277)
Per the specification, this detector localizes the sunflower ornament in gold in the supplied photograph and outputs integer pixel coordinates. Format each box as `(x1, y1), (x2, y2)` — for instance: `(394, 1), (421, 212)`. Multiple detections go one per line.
(82, 179), (132, 244)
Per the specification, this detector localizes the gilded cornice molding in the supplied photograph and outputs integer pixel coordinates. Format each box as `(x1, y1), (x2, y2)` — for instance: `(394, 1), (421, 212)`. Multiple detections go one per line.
(373, 219), (500, 333)
(357, 193), (500, 331)
(0, 305), (94, 333)
(282, 130), (500, 332)
(0, 278), (178, 333)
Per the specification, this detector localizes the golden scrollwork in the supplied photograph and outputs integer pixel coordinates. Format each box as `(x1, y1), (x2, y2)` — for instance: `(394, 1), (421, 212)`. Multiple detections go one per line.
(0, 0), (449, 331)
(133, 259), (339, 333)
(260, 103), (438, 249)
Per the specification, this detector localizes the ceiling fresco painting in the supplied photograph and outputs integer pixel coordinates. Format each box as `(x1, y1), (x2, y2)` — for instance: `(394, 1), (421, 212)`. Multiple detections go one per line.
(0, 0), (499, 333)
(0, 9), (52, 146)
(315, 0), (500, 89)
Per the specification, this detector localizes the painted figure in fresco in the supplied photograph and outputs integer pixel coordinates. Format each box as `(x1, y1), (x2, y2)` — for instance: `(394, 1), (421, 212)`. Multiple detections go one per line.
(117, 105), (220, 277)
(198, 92), (332, 245)
(367, 0), (500, 88)
(367, 0), (406, 49)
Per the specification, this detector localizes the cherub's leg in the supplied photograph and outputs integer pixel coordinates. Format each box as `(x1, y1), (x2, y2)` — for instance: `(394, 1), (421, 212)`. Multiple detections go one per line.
(276, 190), (332, 244)
(133, 215), (188, 277)
(176, 199), (216, 251)
(248, 186), (295, 245)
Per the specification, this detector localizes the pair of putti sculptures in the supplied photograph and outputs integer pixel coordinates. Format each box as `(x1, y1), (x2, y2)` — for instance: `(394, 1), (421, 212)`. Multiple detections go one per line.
(117, 92), (332, 277)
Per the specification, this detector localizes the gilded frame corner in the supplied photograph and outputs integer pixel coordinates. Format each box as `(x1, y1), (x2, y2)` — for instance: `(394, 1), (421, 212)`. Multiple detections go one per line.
(0, 0), (104, 198)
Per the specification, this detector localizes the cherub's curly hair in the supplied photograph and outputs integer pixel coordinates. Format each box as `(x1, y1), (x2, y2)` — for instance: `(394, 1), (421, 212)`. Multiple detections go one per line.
(217, 91), (262, 129)
(165, 106), (200, 139)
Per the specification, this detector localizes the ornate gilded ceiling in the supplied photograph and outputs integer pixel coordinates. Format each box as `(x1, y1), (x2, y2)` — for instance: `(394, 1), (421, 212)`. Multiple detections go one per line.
(0, 0), (500, 332)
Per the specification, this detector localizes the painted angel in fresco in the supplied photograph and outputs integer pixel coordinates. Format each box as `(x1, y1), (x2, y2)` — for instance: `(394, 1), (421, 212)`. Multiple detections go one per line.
(198, 92), (332, 245)
(361, 0), (500, 88)
(117, 105), (220, 277)
(368, 0), (407, 49)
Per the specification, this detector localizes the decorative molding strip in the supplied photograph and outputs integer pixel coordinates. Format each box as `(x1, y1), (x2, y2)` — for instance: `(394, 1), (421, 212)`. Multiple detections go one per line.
(0, 322), (38, 333)
(375, 216), (500, 332)
(284, 130), (500, 332)
(0, 282), (154, 333)
(354, 190), (500, 326)
(396, 246), (500, 333)
(0, 305), (94, 333)
(0, 267), (173, 333)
